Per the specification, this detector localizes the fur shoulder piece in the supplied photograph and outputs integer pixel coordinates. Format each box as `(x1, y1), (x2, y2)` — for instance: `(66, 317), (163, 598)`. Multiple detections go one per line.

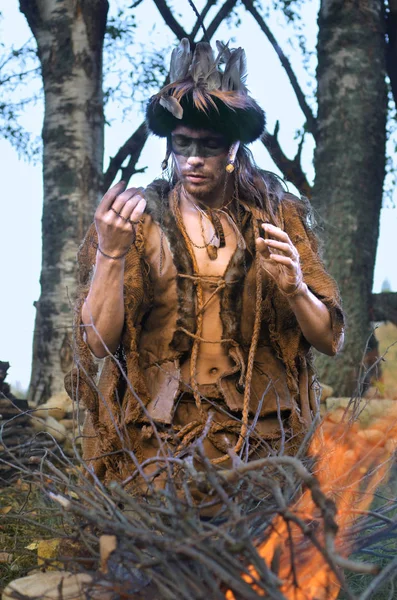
(144, 179), (171, 224)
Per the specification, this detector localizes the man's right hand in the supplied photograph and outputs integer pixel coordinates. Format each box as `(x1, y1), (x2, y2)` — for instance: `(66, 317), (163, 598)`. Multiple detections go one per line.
(94, 180), (147, 257)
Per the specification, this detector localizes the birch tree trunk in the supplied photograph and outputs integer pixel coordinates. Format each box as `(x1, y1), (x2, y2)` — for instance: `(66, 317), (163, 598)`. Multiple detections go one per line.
(20, 0), (108, 404)
(313, 0), (387, 395)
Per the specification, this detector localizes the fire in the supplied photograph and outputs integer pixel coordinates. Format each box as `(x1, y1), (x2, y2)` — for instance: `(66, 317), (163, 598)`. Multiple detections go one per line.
(226, 403), (397, 599)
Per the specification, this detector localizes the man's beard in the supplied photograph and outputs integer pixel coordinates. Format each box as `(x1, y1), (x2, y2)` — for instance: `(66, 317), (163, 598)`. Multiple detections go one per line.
(181, 174), (226, 202)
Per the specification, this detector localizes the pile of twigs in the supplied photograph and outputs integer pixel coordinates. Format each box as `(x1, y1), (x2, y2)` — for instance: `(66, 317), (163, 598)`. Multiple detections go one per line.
(0, 361), (57, 482)
(2, 413), (397, 600)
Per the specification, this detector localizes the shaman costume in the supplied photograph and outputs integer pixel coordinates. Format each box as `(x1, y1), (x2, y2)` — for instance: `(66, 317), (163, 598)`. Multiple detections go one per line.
(65, 39), (344, 488)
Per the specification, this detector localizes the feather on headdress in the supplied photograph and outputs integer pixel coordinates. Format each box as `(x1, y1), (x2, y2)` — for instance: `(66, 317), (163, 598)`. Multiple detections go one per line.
(146, 39), (265, 144)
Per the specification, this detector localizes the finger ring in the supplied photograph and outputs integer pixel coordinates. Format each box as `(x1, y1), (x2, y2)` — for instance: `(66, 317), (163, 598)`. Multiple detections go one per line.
(129, 218), (140, 225)
(112, 209), (129, 222)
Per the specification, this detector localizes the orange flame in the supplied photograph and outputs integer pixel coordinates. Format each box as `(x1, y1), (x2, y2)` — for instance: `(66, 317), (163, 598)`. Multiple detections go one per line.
(226, 404), (397, 599)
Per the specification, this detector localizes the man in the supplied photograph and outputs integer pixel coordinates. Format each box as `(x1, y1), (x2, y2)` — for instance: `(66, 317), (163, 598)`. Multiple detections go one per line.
(66, 39), (344, 493)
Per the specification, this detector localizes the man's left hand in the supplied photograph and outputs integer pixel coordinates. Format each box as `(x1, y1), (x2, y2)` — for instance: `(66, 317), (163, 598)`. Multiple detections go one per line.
(255, 223), (304, 296)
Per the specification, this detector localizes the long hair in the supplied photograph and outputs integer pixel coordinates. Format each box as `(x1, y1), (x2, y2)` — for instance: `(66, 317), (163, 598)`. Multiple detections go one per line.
(234, 145), (317, 235)
(167, 140), (316, 233)
(234, 144), (285, 220)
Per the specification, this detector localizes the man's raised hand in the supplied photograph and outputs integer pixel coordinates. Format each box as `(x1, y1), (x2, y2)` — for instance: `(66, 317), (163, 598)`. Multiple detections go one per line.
(94, 181), (146, 258)
(255, 223), (304, 296)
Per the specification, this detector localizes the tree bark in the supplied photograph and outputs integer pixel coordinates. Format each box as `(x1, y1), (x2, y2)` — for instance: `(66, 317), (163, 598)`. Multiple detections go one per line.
(20, 0), (109, 404)
(386, 0), (397, 108)
(313, 0), (387, 395)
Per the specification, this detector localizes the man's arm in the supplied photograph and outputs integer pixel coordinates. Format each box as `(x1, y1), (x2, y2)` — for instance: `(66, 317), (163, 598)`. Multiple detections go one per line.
(82, 181), (146, 358)
(280, 282), (341, 356)
(256, 223), (344, 356)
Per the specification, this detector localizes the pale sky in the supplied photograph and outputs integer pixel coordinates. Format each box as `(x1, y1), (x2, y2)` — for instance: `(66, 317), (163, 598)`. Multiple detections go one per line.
(0, 0), (396, 390)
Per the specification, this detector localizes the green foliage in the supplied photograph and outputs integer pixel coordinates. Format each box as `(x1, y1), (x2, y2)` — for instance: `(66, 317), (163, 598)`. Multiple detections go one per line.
(106, 8), (137, 40)
(103, 7), (168, 119)
(225, 7), (242, 29)
(0, 13), (41, 159)
(273, 0), (305, 24)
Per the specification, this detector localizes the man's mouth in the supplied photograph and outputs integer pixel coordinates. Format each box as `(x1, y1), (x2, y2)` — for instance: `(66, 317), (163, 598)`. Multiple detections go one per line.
(184, 173), (207, 183)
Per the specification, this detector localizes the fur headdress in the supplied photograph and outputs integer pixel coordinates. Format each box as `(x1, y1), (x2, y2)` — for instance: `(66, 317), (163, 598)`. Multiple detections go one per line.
(146, 39), (265, 144)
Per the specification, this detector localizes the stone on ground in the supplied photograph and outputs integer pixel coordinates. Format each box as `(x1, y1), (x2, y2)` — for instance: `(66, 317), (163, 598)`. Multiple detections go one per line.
(2, 571), (93, 600)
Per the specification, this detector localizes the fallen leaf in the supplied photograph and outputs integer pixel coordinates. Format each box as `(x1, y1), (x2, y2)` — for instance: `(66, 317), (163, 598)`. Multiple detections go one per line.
(25, 542), (39, 551)
(0, 506), (12, 514)
(37, 538), (62, 568)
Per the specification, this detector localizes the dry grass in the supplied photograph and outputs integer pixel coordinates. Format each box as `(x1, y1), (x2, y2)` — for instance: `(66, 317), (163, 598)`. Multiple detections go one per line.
(0, 479), (64, 592)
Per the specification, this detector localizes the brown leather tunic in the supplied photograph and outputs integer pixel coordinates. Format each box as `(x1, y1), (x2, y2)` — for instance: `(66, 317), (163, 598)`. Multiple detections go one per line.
(65, 181), (344, 484)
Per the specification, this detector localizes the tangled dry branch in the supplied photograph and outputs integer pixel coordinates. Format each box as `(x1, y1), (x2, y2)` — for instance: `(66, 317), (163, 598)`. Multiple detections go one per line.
(1, 382), (397, 600)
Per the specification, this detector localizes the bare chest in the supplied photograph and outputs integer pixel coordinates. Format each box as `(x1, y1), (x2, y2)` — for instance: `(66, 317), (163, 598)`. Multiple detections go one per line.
(182, 210), (237, 276)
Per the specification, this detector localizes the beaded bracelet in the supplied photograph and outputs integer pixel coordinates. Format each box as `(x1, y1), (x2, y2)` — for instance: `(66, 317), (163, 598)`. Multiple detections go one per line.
(93, 242), (131, 260)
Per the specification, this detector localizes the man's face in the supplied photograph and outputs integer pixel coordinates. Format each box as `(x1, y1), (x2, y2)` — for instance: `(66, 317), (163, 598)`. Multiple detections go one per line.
(171, 126), (230, 199)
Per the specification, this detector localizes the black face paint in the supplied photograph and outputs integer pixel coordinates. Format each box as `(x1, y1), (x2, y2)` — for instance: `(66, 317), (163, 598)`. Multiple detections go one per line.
(171, 134), (228, 158)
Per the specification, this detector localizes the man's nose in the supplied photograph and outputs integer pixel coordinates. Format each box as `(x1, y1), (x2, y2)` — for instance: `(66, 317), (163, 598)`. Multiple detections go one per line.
(187, 155), (205, 167)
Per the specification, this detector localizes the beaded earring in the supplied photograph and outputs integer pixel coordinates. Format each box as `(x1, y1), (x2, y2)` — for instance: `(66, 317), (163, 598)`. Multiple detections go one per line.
(225, 140), (240, 173)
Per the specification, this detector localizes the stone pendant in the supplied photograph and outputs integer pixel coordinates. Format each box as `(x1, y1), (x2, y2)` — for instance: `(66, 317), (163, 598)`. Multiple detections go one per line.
(207, 245), (218, 260)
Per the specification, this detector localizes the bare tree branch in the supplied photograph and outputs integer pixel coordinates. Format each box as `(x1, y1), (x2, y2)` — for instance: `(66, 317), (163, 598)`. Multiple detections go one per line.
(120, 152), (148, 184)
(371, 292), (397, 326)
(204, 0), (238, 41)
(242, 0), (317, 139)
(187, 0), (210, 41)
(102, 122), (148, 191)
(153, 0), (238, 44)
(0, 67), (40, 86)
(152, 0), (190, 41)
(386, 0), (397, 110)
(190, 0), (217, 40)
(262, 121), (312, 198)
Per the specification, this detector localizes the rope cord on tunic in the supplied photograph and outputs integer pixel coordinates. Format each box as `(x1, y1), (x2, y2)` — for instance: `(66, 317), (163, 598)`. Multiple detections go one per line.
(172, 182), (264, 464)
(176, 327), (237, 345)
(177, 273), (239, 316)
(172, 188), (205, 422)
(210, 219), (263, 464)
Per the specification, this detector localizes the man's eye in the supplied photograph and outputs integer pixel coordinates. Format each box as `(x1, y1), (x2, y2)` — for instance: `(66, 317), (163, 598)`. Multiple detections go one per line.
(206, 141), (222, 149)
